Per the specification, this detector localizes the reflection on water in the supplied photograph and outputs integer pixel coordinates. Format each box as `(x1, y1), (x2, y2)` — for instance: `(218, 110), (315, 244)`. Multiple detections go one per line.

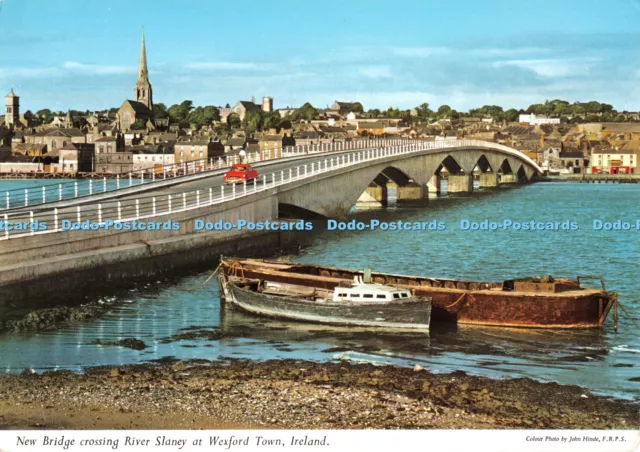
(0, 183), (638, 400)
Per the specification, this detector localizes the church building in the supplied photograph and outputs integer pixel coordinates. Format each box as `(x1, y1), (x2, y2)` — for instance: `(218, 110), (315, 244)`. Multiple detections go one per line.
(117, 30), (153, 131)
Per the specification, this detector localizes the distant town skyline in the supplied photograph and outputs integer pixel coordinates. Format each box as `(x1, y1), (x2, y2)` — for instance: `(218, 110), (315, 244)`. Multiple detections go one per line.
(1, 0), (640, 112)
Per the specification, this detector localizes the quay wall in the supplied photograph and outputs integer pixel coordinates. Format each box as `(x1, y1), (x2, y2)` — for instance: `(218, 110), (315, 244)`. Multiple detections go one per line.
(0, 191), (283, 299)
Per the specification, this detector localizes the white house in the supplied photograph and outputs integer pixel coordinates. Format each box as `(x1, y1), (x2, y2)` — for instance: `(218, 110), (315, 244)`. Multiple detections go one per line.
(519, 114), (560, 125)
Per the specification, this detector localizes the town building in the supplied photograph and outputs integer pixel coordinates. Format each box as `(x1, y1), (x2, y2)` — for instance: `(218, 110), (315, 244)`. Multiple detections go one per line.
(49, 143), (95, 174)
(539, 146), (562, 172)
(331, 101), (355, 116)
(219, 96), (275, 123)
(93, 136), (130, 172)
(27, 128), (86, 151)
(591, 142), (639, 174)
(277, 107), (296, 118)
(95, 151), (133, 173)
(357, 121), (385, 136)
(129, 144), (175, 172)
(174, 139), (224, 164)
(559, 150), (588, 174)
(258, 133), (295, 152)
(12, 143), (47, 157)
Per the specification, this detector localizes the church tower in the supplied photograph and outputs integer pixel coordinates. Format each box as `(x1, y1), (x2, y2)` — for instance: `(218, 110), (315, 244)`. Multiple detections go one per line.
(134, 29), (153, 110)
(4, 89), (19, 127)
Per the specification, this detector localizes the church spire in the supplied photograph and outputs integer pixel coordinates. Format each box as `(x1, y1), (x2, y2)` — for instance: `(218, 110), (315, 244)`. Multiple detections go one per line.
(134, 27), (153, 109)
(138, 28), (148, 82)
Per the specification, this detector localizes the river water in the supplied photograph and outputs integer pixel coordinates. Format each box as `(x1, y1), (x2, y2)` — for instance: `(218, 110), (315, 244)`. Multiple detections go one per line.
(0, 180), (638, 401)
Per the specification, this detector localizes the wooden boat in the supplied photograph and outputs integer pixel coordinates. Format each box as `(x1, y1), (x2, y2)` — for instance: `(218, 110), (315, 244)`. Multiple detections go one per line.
(218, 273), (432, 331)
(220, 258), (619, 329)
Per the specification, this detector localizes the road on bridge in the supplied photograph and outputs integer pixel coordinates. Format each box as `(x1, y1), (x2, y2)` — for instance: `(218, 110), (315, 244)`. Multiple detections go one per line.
(3, 146), (384, 230)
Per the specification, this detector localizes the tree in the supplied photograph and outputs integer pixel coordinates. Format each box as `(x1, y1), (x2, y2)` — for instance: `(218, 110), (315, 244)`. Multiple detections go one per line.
(167, 100), (194, 123)
(386, 107), (401, 118)
(227, 113), (241, 129)
(368, 108), (381, 117)
(349, 102), (364, 113)
(36, 109), (54, 123)
(188, 105), (221, 127)
(572, 104), (585, 116)
(152, 103), (169, 119)
(503, 108), (519, 122)
(437, 105), (452, 118)
(290, 102), (318, 121)
(415, 102), (432, 118)
(131, 118), (147, 130)
(203, 105), (221, 122)
(262, 111), (281, 130)
(243, 109), (263, 134)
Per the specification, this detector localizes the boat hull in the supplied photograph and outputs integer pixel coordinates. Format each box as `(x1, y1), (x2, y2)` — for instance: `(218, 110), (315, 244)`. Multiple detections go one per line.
(219, 275), (431, 331)
(220, 259), (616, 329)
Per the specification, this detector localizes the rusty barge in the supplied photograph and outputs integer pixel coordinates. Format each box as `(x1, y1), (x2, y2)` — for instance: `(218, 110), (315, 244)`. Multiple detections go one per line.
(220, 258), (618, 329)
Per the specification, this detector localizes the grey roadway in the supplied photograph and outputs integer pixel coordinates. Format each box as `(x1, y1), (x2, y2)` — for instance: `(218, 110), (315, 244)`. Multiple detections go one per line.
(2, 147), (381, 227)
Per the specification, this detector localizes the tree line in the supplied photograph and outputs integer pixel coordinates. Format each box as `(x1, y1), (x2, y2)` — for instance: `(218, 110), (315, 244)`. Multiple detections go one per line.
(26, 98), (635, 132)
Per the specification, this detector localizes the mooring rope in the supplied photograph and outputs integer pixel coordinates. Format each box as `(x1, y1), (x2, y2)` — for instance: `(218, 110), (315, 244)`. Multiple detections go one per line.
(617, 299), (640, 330)
(445, 292), (468, 312)
(180, 262), (223, 292)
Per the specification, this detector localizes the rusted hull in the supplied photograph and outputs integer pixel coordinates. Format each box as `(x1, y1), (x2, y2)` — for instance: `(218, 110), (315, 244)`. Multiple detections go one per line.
(220, 259), (616, 329)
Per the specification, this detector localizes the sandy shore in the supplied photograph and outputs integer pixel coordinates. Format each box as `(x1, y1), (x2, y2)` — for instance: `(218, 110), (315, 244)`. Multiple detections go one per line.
(0, 359), (637, 430)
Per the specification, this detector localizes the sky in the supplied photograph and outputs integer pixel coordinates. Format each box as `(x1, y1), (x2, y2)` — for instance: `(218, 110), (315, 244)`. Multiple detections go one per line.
(1, 0), (640, 113)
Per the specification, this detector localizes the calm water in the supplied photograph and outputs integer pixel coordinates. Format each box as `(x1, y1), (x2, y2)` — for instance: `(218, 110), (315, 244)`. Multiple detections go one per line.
(0, 178), (142, 209)
(0, 181), (638, 400)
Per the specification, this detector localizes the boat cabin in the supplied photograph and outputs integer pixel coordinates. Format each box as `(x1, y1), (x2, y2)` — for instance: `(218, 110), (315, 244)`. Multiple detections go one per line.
(333, 282), (412, 302)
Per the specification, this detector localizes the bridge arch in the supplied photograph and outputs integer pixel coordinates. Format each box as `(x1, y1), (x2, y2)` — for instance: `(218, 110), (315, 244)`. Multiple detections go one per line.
(276, 142), (542, 217)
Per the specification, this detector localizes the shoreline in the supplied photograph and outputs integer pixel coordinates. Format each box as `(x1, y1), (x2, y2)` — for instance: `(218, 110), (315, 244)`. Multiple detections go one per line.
(0, 359), (637, 430)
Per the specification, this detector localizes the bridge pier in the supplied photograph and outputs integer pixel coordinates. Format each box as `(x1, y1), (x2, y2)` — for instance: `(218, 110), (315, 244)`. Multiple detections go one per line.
(500, 174), (517, 184)
(447, 174), (473, 195)
(479, 173), (500, 189)
(427, 174), (441, 196)
(396, 182), (428, 207)
(356, 184), (386, 208)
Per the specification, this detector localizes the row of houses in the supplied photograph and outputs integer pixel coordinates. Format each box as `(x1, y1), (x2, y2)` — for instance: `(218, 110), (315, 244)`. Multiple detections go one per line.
(0, 131), (298, 175)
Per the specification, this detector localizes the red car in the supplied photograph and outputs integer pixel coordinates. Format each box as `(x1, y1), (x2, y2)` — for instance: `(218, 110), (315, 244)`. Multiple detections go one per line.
(223, 163), (259, 184)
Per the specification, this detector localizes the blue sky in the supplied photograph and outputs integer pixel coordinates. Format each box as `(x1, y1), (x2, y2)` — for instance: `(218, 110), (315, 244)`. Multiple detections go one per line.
(1, 0), (640, 112)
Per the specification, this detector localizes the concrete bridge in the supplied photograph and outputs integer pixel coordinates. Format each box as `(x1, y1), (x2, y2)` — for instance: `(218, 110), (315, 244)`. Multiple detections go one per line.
(0, 139), (541, 292)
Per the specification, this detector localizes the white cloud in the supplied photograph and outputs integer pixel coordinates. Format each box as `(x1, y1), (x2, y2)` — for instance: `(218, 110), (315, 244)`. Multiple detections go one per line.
(62, 61), (135, 75)
(0, 67), (60, 78)
(186, 61), (265, 71)
(469, 47), (551, 57)
(357, 65), (393, 79)
(390, 46), (451, 58)
(0, 62), (136, 79)
(492, 58), (601, 78)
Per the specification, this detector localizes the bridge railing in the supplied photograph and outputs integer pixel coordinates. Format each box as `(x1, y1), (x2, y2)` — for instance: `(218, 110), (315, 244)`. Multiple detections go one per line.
(0, 138), (398, 212)
(0, 139), (541, 242)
